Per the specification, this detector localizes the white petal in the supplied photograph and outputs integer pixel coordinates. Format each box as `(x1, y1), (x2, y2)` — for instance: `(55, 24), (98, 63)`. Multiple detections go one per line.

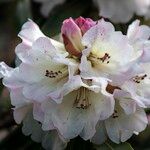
(48, 75), (84, 103)
(10, 87), (29, 106)
(33, 102), (44, 122)
(80, 120), (97, 140)
(23, 79), (55, 102)
(3, 67), (24, 89)
(91, 121), (107, 145)
(49, 75), (102, 103)
(105, 103), (148, 144)
(105, 117), (120, 144)
(139, 41), (150, 63)
(114, 90), (136, 115)
(22, 111), (67, 149)
(127, 20), (150, 43)
(22, 111), (44, 142)
(42, 92), (99, 140)
(81, 21), (134, 79)
(82, 19), (114, 47)
(119, 107), (148, 133)
(42, 92), (85, 139)
(32, 37), (59, 56)
(91, 91), (115, 120)
(0, 62), (13, 78)
(18, 19), (45, 45)
(110, 60), (143, 86)
(14, 104), (32, 124)
(121, 81), (146, 108)
(15, 43), (31, 63)
(120, 130), (133, 142)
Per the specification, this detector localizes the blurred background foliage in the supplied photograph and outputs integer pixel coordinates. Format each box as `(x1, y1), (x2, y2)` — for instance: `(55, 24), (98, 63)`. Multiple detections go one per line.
(0, 0), (150, 149)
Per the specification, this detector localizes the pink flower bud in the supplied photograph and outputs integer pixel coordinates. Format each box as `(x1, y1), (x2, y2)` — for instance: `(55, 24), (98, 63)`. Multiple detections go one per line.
(74, 17), (96, 34)
(61, 17), (96, 57)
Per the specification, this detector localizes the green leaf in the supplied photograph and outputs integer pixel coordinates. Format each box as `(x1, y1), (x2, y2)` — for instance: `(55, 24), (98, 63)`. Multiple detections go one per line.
(94, 142), (134, 150)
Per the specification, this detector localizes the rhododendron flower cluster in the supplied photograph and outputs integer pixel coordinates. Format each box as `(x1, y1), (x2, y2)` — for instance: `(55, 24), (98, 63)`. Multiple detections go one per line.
(0, 17), (150, 149)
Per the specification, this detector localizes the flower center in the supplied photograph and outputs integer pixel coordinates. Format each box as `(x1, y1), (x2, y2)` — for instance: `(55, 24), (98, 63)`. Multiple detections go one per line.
(45, 70), (63, 78)
(88, 52), (111, 65)
(74, 87), (91, 109)
(133, 74), (147, 83)
(45, 66), (68, 81)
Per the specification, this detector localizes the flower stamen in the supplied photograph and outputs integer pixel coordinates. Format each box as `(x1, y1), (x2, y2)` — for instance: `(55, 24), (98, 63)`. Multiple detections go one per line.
(45, 67), (67, 79)
(74, 87), (91, 109)
(98, 53), (111, 64)
(133, 74), (147, 83)
(89, 52), (111, 64)
(45, 70), (62, 78)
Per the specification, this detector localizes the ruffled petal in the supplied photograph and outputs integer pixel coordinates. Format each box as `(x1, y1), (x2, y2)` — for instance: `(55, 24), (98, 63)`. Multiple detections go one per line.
(14, 104), (32, 124)
(22, 111), (67, 150)
(91, 121), (107, 145)
(41, 92), (85, 139)
(127, 20), (150, 43)
(82, 19), (115, 47)
(105, 103), (148, 143)
(48, 74), (103, 103)
(0, 62), (13, 78)
(81, 19), (134, 79)
(114, 90), (137, 115)
(18, 19), (45, 45)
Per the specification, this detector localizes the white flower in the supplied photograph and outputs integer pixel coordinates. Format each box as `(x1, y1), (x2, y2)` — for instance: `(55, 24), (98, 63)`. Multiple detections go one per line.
(91, 19), (150, 144)
(0, 18), (115, 147)
(94, 0), (150, 23)
(0, 63), (67, 150)
(17, 20), (78, 103)
(39, 75), (114, 140)
(127, 20), (150, 62)
(0, 17), (150, 149)
(62, 18), (137, 83)
(92, 102), (148, 144)
(0, 18), (78, 117)
(119, 20), (150, 108)
(79, 19), (135, 83)
(34, 0), (65, 17)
